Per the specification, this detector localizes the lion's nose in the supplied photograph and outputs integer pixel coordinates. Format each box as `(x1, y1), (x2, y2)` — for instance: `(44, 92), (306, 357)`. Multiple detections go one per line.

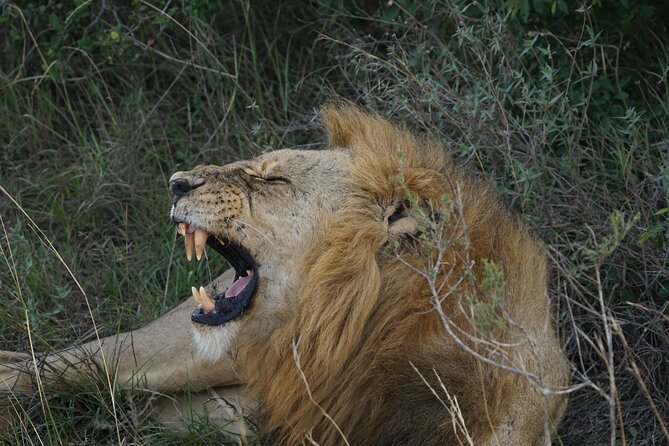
(169, 177), (204, 199)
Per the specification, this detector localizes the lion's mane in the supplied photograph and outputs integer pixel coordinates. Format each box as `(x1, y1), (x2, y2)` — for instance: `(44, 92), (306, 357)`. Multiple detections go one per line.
(238, 106), (569, 445)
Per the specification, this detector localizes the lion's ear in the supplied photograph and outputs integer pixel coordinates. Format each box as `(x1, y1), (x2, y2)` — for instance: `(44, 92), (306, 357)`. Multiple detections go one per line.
(386, 201), (419, 237)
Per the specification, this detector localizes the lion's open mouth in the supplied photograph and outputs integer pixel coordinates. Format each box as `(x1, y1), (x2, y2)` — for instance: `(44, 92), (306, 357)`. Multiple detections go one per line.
(175, 222), (258, 326)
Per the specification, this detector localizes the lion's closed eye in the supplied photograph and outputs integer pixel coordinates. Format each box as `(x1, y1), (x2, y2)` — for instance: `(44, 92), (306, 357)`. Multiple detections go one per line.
(255, 175), (290, 184)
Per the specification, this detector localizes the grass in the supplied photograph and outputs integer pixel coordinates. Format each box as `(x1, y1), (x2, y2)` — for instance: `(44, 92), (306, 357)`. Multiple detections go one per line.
(1, 0), (668, 444)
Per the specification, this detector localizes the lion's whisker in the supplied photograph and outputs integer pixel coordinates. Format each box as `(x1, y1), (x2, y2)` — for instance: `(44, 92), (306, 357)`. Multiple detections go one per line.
(228, 218), (277, 249)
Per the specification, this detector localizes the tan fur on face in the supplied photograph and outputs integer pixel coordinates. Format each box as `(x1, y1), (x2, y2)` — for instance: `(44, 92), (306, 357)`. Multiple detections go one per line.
(235, 106), (570, 445)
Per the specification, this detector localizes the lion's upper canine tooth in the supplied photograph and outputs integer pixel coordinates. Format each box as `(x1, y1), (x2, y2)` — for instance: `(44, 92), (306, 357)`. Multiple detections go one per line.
(185, 234), (195, 261)
(194, 229), (209, 261)
(199, 286), (215, 313)
(177, 222), (189, 236)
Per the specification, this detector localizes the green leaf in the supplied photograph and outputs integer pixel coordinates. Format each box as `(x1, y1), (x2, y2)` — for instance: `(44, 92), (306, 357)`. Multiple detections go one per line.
(48, 12), (61, 30)
(532, 0), (546, 16)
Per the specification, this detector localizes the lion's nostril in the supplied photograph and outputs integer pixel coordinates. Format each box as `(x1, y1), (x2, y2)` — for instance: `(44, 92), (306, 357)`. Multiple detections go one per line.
(170, 178), (203, 198)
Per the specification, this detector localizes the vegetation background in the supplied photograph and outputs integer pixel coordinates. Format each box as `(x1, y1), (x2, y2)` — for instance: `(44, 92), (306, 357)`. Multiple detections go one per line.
(0, 0), (667, 444)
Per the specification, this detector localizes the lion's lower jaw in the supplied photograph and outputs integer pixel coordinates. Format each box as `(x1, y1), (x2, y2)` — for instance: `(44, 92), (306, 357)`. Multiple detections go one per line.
(191, 321), (242, 362)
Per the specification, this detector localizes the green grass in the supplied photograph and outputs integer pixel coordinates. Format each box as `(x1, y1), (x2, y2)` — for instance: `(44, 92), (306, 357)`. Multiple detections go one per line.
(1, 0), (668, 444)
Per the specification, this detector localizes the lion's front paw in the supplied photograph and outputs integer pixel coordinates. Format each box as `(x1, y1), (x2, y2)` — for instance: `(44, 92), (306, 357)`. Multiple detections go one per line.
(0, 351), (37, 430)
(0, 351), (35, 394)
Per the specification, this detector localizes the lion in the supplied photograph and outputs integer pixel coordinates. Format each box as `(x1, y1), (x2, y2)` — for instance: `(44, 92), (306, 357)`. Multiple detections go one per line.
(0, 105), (570, 445)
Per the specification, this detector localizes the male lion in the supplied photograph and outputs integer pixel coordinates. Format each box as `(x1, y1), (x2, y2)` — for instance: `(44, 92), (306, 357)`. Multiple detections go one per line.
(1, 106), (570, 444)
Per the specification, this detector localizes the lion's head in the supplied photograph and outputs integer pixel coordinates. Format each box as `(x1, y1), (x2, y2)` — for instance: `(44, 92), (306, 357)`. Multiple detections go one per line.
(169, 146), (353, 359)
(169, 105), (570, 445)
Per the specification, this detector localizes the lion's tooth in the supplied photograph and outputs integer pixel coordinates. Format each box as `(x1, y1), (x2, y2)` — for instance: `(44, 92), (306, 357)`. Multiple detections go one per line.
(194, 229), (209, 261)
(177, 222), (188, 236)
(185, 234), (194, 261)
(192, 286), (201, 307)
(200, 286), (215, 313)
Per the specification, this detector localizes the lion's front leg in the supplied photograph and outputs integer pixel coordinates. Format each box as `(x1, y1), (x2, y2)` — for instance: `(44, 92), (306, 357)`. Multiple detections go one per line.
(0, 269), (240, 424)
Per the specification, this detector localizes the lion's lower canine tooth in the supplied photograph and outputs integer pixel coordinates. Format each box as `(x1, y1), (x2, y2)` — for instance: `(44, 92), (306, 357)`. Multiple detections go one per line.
(177, 222), (188, 236)
(195, 229), (209, 261)
(185, 234), (194, 261)
(192, 286), (201, 307)
(199, 286), (215, 313)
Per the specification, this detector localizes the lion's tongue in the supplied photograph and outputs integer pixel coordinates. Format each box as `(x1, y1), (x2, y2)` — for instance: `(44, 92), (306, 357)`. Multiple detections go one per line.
(225, 270), (254, 298)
